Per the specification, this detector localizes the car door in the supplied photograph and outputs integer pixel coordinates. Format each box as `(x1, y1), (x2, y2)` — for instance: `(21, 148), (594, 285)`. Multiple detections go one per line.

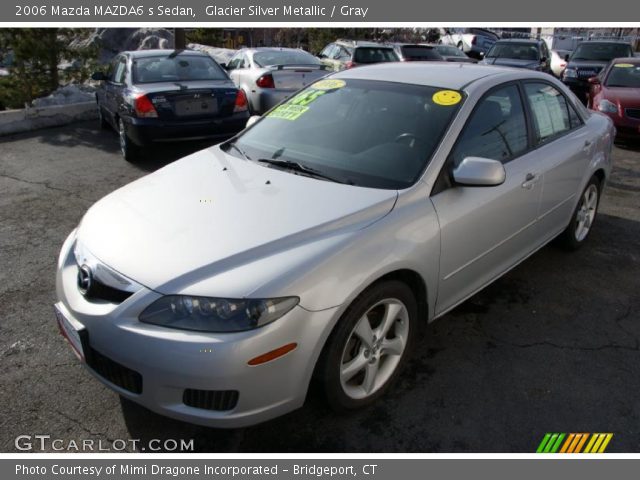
(522, 81), (592, 239)
(105, 55), (127, 122)
(431, 83), (543, 315)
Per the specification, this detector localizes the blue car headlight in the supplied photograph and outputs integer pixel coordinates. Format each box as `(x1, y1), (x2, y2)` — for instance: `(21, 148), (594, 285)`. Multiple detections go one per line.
(139, 295), (299, 332)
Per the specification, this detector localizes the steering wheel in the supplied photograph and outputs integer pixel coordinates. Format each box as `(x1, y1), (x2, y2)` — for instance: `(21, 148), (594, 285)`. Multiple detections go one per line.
(394, 133), (421, 148)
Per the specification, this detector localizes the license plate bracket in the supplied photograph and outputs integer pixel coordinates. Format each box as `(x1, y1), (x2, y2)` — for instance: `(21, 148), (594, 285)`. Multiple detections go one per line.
(54, 305), (86, 361)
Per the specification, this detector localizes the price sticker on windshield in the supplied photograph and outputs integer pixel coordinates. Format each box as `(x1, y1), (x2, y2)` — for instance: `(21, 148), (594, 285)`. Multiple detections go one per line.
(311, 79), (346, 90)
(268, 104), (309, 121)
(614, 63), (634, 68)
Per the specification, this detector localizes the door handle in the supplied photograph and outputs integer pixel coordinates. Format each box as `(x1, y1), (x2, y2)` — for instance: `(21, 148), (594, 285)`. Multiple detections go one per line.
(583, 139), (593, 152)
(522, 173), (539, 190)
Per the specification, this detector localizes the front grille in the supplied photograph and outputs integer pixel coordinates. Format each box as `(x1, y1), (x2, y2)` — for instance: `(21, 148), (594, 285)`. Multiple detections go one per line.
(83, 279), (133, 303)
(86, 346), (143, 394)
(577, 68), (600, 78)
(183, 389), (239, 411)
(626, 108), (640, 120)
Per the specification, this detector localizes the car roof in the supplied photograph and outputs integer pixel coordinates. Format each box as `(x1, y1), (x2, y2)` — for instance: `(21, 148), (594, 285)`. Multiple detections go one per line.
(611, 57), (640, 64)
(576, 41), (632, 46)
(241, 47), (308, 53)
(124, 49), (209, 58)
(333, 62), (526, 90)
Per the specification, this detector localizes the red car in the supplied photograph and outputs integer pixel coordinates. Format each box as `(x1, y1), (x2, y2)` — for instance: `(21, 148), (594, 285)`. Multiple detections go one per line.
(588, 57), (640, 140)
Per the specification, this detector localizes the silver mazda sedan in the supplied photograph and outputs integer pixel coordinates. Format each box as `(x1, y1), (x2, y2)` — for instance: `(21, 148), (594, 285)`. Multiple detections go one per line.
(55, 63), (614, 427)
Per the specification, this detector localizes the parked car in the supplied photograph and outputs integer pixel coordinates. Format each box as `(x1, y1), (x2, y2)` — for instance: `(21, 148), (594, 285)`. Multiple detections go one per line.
(56, 63), (613, 428)
(439, 28), (499, 59)
(224, 47), (329, 114)
(390, 43), (443, 62)
(91, 49), (250, 161)
(562, 41), (635, 103)
(587, 57), (640, 140)
(550, 49), (572, 78)
(318, 40), (399, 71)
(431, 44), (477, 63)
(480, 39), (552, 73)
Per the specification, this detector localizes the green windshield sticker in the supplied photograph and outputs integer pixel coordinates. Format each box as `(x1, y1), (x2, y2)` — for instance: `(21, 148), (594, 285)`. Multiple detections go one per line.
(311, 79), (346, 90)
(614, 63), (634, 68)
(268, 104), (309, 121)
(289, 89), (326, 106)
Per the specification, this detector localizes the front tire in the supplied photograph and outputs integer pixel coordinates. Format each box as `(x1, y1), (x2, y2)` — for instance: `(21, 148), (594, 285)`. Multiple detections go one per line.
(558, 176), (601, 250)
(118, 118), (141, 162)
(319, 280), (417, 411)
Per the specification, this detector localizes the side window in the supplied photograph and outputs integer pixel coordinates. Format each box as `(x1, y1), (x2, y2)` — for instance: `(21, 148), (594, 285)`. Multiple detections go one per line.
(524, 82), (571, 143)
(320, 44), (334, 58)
(226, 54), (241, 69)
(451, 84), (528, 166)
(112, 57), (126, 84)
(568, 102), (583, 129)
(336, 47), (351, 61)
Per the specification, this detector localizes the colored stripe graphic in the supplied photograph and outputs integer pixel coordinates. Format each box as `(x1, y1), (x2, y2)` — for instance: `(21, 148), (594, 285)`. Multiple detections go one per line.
(537, 433), (613, 453)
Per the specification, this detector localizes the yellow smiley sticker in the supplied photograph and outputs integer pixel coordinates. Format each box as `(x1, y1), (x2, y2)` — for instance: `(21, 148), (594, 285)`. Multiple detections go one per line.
(433, 90), (462, 106)
(311, 79), (346, 90)
(614, 63), (634, 68)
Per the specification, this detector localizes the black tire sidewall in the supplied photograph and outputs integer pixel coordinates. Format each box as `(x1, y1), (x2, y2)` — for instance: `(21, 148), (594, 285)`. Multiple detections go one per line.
(560, 176), (601, 250)
(119, 119), (140, 162)
(320, 280), (418, 411)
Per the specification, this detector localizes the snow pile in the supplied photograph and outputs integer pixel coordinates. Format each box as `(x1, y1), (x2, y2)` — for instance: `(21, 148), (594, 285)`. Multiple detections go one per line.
(188, 43), (237, 65)
(32, 84), (96, 107)
(71, 28), (175, 63)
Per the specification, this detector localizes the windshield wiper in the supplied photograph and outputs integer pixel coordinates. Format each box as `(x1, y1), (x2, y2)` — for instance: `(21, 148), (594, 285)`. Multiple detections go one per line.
(257, 158), (348, 184)
(221, 141), (251, 161)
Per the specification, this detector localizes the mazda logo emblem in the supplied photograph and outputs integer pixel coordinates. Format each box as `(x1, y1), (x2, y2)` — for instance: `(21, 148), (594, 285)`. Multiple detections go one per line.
(77, 265), (93, 296)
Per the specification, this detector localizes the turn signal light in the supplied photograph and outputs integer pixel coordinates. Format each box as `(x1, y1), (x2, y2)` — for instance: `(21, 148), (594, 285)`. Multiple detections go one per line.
(247, 343), (297, 366)
(134, 94), (158, 118)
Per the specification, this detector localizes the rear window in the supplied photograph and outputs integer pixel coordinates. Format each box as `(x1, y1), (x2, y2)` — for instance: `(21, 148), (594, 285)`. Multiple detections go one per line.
(605, 63), (640, 88)
(486, 43), (540, 60)
(400, 46), (441, 61)
(132, 55), (227, 84)
(353, 48), (399, 64)
(253, 50), (321, 67)
(437, 45), (467, 57)
(571, 43), (633, 62)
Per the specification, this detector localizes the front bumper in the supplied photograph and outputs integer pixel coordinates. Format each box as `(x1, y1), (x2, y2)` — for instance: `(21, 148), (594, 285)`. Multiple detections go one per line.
(55, 231), (339, 428)
(123, 112), (249, 147)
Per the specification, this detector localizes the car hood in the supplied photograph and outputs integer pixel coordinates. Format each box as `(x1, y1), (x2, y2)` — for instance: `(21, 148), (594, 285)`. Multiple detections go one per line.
(602, 87), (640, 108)
(481, 57), (539, 69)
(567, 60), (609, 70)
(76, 147), (398, 292)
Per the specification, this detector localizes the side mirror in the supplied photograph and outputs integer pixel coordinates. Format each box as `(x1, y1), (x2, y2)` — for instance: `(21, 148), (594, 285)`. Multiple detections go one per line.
(219, 62), (227, 69)
(479, 51), (485, 58)
(91, 71), (107, 81)
(317, 53), (326, 59)
(540, 56), (548, 64)
(453, 157), (506, 187)
(588, 76), (600, 85)
(564, 54), (570, 62)
(246, 115), (261, 128)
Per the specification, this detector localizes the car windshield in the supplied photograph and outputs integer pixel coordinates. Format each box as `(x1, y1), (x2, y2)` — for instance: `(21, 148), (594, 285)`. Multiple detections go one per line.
(353, 48), (399, 64)
(399, 46), (441, 60)
(224, 79), (464, 189)
(437, 45), (467, 57)
(571, 43), (632, 61)
(486, 43), (540, 60)
(132, 55), (227, 83)
(253, 50), (321, 67)
(605, 63), (640, 88)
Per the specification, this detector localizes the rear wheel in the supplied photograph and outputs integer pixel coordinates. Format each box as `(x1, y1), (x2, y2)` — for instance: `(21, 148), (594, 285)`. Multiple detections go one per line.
(319, 280), (417, 411)
(118, 118), (141, 162)
(558, 176), (601, 250)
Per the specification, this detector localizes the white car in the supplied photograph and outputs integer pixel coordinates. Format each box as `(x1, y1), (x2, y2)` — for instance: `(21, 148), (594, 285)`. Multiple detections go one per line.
(55, 63), (613, 428)
(438, 28), (499, 58)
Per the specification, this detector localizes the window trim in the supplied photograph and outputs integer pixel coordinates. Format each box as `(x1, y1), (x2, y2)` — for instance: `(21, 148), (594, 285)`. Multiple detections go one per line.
(110, 55), (127, 85)
(521, 79), (585, 147)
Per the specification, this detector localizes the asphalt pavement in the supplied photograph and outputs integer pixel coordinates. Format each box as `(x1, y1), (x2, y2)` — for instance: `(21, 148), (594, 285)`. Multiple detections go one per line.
(1, 121), (639, 452)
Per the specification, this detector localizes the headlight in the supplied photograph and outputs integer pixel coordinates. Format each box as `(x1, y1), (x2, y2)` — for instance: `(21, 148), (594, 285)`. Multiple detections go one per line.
(564, 68), (577, 79)
(597, 99), (618, 114)
(139, 296), (299, 332)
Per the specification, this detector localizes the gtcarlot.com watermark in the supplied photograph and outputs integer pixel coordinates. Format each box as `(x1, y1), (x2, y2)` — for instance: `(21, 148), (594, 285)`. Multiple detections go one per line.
(15, 435), (194, 452)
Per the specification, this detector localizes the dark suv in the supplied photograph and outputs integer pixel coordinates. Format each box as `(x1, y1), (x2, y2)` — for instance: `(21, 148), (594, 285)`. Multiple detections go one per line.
(318, 40), (399, 71)
(480, 39), (552, 73)
(562, 41), (635, 103)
